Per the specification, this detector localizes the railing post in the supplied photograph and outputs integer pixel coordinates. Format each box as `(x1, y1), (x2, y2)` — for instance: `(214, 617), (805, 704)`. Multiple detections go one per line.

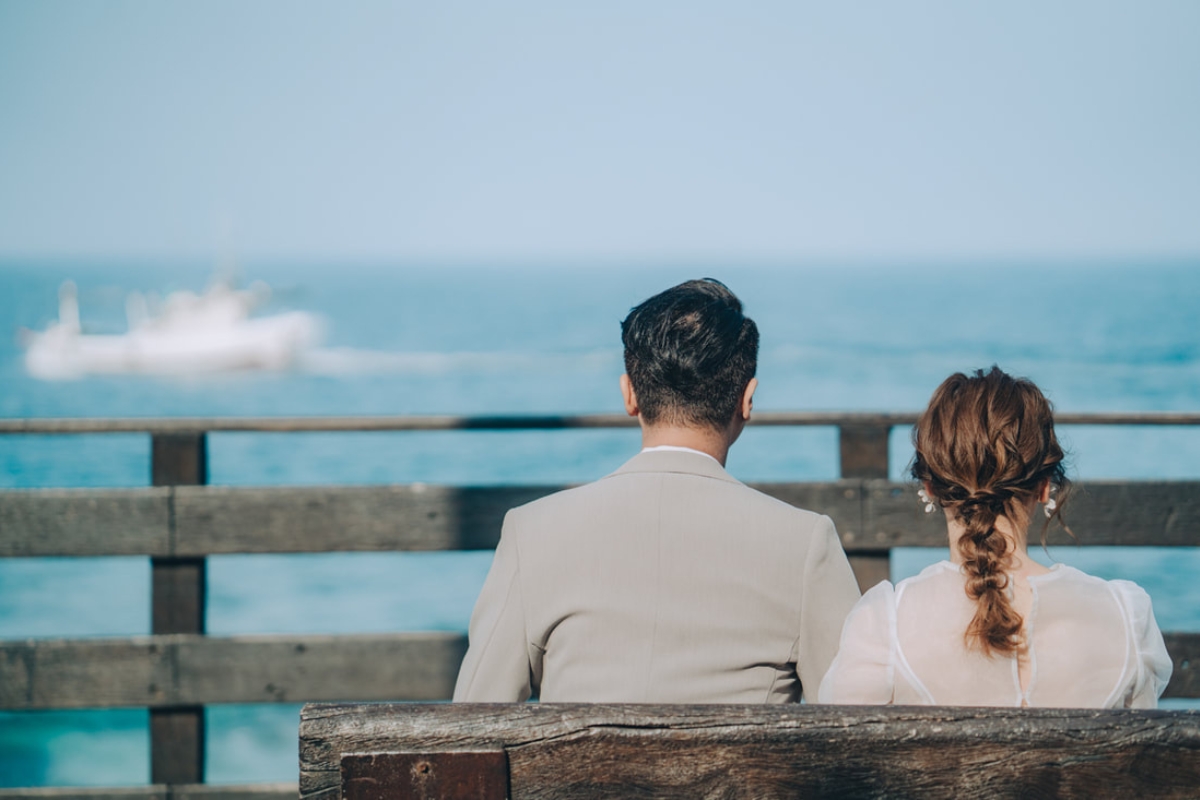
(150, 432), (207, 785)
(839, 424), (891, 593)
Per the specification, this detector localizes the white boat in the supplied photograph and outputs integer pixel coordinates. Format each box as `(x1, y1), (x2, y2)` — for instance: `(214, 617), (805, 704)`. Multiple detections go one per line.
(22, 278), (325, 379)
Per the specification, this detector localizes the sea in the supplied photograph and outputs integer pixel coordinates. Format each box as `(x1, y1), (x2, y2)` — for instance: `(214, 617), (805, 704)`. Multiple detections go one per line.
(1, 258), (1199, 787)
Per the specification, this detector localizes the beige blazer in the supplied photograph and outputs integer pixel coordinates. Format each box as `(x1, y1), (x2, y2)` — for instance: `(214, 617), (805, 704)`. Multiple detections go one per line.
(453, 449), (861, 703)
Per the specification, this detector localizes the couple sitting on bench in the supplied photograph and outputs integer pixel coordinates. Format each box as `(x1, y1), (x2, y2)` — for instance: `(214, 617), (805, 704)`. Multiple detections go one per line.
(453, 279), (1171, 708)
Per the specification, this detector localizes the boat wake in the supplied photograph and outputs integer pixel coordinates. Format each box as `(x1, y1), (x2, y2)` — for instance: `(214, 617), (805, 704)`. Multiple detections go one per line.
(297, 346), (616, 376)
(21, 279), (325, 380)
(20, 280), (617, 380)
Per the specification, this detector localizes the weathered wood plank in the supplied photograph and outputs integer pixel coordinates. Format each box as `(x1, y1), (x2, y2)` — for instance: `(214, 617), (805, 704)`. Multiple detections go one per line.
(0, 411), (913, 434)
(173, 483), (869, 556)
(0, 414), (639, 434)
(300, 703), (1200, 800)
(0, 488), (170, 557)
(838, 424), (890, 480)
(0, 636), (172, 708)
(150, 708), (205, 785)
(846, 552), (891, 594)
(151, 558), (206, 635)
(343, 752), (508, 800)
(151, 433), (207, 487)
(0, 784), (296, 800)
(865, 480), (1200, 548)
(1165, 632), (1200, 699)
(0, 633), (467, 709)
(149, 432), (208, 786)
(176, 633), (466, 703)
(170, 787), (297, 800)
(171, 485), (556, 554)
(0, 790), (169, 800)
(0, 484), (561, 557)
(1056, 481), (1200, 546)
(3, 480), (1198, 557)
(6, 410), (1200, 435)
(4, 632), (1196, 710)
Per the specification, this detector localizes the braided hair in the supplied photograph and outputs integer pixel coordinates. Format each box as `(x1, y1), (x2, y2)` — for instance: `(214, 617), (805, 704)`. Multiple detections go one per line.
(911, 366), (1069, 657)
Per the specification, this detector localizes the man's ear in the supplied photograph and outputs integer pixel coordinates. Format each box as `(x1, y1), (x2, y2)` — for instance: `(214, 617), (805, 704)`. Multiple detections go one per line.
(620, 374), (639, 417)
(740, 377), (758, 421)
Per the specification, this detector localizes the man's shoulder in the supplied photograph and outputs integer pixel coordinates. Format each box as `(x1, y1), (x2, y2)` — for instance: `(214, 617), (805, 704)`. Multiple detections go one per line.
(504, 471), (632, 520)
(507, 464), (827, 529)
(508, 479), (608, 514)
(721, 479), (830, 531)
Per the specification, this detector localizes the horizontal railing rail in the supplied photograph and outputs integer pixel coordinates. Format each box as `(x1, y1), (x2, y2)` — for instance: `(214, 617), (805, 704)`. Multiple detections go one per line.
(0, 632), (466, 710)
(3, 480), (1199, 558)
(3, 630), (1197, 711)
(2, 412), (1198, 797)
(3, 410), (1200, 434)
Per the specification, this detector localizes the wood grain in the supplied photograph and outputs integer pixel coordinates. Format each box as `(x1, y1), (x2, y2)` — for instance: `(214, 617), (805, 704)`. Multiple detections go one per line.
(0, 488), (170, 557)
(865, 479), (1200, 548)
(1164, 632), (1200, 699)
(0, 633), (467, 709)
(838, 424), (890, 480)
(5, 480), (1196, 557)
(4, 632), (1196, 711)
(171, 484), (555, 554)
(300, 702), (1200, 800)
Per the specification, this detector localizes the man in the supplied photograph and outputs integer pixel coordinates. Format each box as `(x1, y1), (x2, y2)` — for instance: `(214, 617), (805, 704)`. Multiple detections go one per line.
(453, 278), (860, 703)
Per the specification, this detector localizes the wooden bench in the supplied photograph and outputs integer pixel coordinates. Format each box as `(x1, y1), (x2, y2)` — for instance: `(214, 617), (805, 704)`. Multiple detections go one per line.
(299, 702), (1200, 799)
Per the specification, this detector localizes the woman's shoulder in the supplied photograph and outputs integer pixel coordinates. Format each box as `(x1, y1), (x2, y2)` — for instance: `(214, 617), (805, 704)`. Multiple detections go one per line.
(1034, 564), (1153, 600)
(1033, 565), (1159, 630)
(839, 579), (900, 639)
(848, 578), (897, 614)
(1104, 575), (1157, 617)
(892, 560), (960, 598)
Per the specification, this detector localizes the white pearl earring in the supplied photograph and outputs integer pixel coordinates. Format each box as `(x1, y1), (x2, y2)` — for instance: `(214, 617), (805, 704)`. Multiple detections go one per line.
(917, 488), (936, 513)
(1044, 493), (1058, 518)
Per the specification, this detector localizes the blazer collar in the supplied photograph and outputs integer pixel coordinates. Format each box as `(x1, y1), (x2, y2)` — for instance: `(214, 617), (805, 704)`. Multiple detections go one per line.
(609, 449), (742, 484)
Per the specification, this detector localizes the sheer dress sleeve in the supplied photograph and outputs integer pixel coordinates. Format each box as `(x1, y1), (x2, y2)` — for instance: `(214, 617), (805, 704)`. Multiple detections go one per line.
(1111, 579), (1172, 708)
(817, 580), (896, 704)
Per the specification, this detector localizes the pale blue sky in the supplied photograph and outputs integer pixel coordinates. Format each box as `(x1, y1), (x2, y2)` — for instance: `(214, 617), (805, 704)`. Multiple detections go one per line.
(1, 1), (1197, 264)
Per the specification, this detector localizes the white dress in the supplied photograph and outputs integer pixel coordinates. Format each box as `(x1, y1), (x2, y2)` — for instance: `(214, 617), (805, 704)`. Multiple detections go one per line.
(818, 561), (1172, 708)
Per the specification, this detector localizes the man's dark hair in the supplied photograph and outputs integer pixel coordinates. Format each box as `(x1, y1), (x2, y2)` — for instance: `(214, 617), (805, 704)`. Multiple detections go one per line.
(621, 278), (759, 430)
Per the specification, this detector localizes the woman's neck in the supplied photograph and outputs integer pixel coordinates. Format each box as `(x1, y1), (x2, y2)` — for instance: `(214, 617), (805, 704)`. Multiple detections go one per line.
(945, 511), (1051, 579)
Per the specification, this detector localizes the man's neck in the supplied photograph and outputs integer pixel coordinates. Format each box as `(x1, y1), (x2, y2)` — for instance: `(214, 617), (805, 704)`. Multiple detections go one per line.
(640, 423), (733, 466)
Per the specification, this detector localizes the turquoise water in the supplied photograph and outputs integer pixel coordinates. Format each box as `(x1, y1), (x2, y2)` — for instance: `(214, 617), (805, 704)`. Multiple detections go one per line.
(2, 259), (1199, 785)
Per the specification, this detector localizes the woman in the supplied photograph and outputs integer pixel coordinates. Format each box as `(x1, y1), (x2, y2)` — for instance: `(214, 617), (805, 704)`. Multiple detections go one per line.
(818, 366), (1171, 707)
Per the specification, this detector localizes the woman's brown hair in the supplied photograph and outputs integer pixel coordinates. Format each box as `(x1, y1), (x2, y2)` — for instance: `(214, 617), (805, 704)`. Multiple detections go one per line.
(911, 366), (1069, 657)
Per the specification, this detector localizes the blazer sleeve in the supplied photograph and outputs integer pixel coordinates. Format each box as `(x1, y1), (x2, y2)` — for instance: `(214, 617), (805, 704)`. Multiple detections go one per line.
(794, 514), (863, 702)
(452, 511), (537, 701)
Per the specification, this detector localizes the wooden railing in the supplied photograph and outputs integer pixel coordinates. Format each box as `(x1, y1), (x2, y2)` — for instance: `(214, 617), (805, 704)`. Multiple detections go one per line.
(2, 412), (1199, 799)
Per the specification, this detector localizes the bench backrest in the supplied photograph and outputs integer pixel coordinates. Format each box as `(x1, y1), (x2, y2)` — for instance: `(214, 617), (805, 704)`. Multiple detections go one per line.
(299, 702), (1200, 799)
